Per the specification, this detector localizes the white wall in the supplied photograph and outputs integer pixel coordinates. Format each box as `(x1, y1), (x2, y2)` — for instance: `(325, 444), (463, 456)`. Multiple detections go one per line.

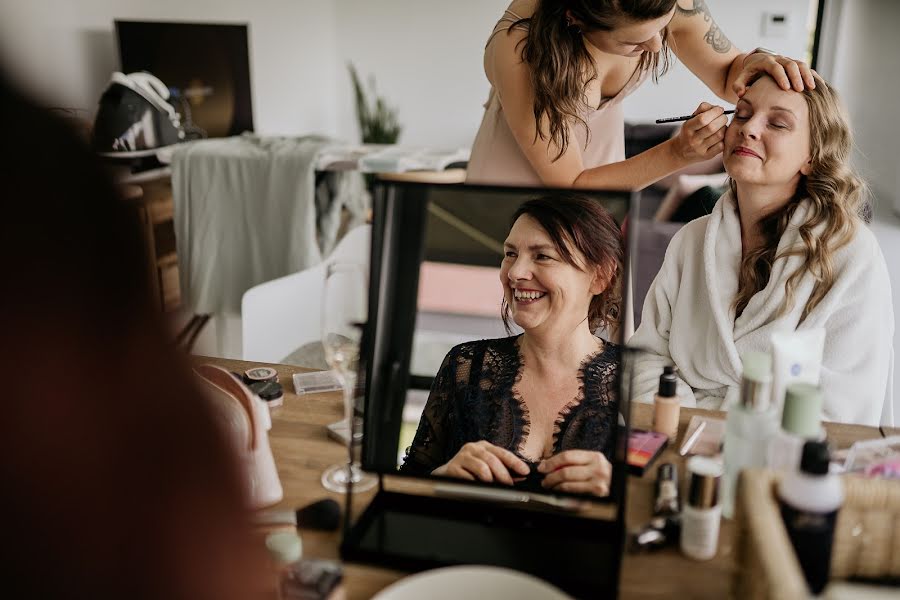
(332, 0), (508, 148)
(626, 0), (815, 122)
(823, 0), (900, 211)
(0, 0), (816, 147)
(0, 0), (342, 137)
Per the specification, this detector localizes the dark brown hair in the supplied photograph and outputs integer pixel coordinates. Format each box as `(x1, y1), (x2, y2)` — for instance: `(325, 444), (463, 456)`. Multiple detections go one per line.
(512, 0), (676, 160)
(502, 193), (624, 333)
(0, 69), (265, 600)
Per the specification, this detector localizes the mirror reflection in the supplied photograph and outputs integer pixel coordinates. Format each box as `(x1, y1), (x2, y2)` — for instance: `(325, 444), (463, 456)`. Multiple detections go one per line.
(371, 185), (630, 499)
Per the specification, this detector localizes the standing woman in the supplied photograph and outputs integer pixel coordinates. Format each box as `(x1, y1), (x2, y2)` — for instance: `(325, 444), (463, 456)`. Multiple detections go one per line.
(466, 0), (817, 189)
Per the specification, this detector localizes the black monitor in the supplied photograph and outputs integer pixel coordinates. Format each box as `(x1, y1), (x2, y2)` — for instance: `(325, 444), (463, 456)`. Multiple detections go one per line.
(115, 20), (253, 138)
(343, 181), (640, 597)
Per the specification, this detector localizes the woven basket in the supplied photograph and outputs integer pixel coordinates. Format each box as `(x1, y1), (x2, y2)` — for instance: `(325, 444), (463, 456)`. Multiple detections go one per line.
(734, 468), (900, 599)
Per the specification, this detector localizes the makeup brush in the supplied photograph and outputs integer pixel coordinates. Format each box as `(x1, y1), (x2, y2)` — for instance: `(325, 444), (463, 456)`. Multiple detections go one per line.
(655, 110), (734, 124)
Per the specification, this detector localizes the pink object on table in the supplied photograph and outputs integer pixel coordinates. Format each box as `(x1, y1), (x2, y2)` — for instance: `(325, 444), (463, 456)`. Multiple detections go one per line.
(194, 364), (284, 509)
(417, 261), (502, 317)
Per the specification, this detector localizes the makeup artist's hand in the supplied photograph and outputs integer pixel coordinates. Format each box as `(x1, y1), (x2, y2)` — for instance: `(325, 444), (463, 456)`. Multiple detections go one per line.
(733, 52), (817, 97)
(432, 441), (530, 485)
(538, 450), (612, 497)
(670, 103), (728, 164)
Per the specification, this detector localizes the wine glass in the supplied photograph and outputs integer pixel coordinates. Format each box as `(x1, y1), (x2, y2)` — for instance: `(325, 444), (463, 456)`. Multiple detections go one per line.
(320, 261), (377, 493)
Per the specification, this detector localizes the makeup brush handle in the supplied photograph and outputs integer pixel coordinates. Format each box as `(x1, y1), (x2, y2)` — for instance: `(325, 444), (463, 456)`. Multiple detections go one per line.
(655, 110), (734, 124)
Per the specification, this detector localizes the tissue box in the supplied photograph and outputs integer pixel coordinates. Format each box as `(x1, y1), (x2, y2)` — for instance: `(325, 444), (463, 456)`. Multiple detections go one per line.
(734, 469), (900, 599)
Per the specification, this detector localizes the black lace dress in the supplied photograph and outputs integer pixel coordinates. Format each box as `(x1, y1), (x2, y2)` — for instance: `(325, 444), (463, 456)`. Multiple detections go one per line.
(399, 336), (619, 492)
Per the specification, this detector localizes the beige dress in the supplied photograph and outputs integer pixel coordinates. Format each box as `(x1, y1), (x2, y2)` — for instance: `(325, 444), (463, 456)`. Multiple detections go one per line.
(466, 9), (650, 186)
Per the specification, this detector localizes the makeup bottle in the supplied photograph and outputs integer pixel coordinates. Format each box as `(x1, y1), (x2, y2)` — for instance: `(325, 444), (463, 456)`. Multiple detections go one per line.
(722, 351), (778, 519)
(652, 366), (680, 440)
(767, 383), (824, 472)
(654, 463), (680, 518)
(778, 441), (843, 595)
(680, 456), (723, 561)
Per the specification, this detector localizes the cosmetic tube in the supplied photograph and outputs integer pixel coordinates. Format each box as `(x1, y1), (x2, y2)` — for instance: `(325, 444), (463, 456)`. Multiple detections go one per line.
(770, 329), (825, 418)
(681, 456), (723, 561)
(767, 383), (825, 471)
(653, 366), (680, 440)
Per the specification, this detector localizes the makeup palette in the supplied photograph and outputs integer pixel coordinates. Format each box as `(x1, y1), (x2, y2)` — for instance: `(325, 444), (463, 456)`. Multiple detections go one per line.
(627, 429), (669, 475)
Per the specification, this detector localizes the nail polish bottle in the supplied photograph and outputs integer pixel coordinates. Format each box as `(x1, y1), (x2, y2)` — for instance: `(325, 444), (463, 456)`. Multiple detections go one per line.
(653, 366), (680, 440)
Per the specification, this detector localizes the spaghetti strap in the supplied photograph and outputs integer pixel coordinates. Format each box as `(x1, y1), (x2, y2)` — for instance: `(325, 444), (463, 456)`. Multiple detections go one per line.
(485, 9), (528, 48)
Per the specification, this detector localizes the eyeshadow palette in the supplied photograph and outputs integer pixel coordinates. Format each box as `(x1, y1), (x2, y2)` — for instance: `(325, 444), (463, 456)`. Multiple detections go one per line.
(626, 429), (669, 476)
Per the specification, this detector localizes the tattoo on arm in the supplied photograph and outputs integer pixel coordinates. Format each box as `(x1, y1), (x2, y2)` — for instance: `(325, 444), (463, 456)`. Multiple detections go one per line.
(676, 0), (732, 54)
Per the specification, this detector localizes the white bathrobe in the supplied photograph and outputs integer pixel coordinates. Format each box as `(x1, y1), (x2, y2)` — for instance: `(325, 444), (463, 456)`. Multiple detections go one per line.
(629, 190), (894, 426)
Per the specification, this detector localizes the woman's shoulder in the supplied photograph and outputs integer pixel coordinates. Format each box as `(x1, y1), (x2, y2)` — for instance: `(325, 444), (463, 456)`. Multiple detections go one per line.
(586, 339), (621, 371)
(833, 221), (890, 281)
(445, 336), (520, 362)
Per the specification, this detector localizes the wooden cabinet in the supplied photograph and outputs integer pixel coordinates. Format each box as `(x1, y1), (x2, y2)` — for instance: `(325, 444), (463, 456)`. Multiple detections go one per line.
(122, 173), (180, 312)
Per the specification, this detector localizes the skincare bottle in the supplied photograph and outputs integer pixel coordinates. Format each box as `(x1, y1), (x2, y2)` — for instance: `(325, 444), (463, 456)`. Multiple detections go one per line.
(767, 383), (824, 472)
(653, 366), (680, 440)
(778, 441), (843, 595)
(681, 456), (723, 561)
(722, 351), (778, 519)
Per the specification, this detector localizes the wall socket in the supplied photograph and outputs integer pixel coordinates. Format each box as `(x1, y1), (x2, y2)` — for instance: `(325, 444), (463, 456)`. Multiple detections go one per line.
(761, 12), (790, 38)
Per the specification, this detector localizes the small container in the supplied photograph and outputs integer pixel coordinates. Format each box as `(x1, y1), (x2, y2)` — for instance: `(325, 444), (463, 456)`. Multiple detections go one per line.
(245, 366), (279, 384)
(250, 380), (285, 409)
(266, 530), (303, 566)
(293, 370), (342, 395)
(681, 455), (723, 561)
(653, 366), (680, 440)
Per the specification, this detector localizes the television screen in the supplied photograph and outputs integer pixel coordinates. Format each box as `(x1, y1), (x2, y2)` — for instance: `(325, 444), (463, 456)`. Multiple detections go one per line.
(115, 20), (253, 138)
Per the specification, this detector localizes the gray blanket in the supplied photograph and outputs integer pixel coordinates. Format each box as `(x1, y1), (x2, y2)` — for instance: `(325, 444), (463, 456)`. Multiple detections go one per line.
(172, 134), (368, 314)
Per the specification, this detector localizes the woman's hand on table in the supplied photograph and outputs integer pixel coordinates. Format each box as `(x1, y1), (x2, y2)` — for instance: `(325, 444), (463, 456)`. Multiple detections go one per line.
(538, 450), (612, 497)
(733, 52), (817, 97)
(431, 441), (530, 485)
(669, 103), (729, 164)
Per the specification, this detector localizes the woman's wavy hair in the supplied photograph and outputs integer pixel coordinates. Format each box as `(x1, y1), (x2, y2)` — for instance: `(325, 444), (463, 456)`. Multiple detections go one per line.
(511, 0), (676, 160)
(732, 74), (867, 322)
(501, 193), (624, 334)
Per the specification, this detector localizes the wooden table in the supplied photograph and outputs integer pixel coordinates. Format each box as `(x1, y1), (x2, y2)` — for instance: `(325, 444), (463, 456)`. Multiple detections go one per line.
(196, 356), (888, 599)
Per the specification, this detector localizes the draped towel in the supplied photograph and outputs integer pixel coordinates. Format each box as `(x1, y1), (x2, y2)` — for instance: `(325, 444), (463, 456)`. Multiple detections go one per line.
(629, 189), (894, 426)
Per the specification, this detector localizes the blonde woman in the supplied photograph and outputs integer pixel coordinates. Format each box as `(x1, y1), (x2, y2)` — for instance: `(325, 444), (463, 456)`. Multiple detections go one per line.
(629, 74), (894, 426)
(466, 0), (816, 188)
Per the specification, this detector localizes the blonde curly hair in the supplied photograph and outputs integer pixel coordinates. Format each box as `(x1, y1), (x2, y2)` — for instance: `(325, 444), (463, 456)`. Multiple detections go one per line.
(732, 74), (868, 322)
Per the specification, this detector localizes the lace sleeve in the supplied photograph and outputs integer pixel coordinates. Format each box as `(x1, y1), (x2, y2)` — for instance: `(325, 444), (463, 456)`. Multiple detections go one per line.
(398, 350), (457, 475)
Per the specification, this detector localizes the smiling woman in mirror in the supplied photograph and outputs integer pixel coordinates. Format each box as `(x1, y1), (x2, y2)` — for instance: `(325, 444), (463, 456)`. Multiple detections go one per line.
(400, 195), (624, 497)
(629, 74), (894, 425)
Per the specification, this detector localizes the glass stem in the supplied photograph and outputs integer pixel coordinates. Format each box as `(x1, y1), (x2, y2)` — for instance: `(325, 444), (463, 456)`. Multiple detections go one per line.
(340, 372), (354, 431)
